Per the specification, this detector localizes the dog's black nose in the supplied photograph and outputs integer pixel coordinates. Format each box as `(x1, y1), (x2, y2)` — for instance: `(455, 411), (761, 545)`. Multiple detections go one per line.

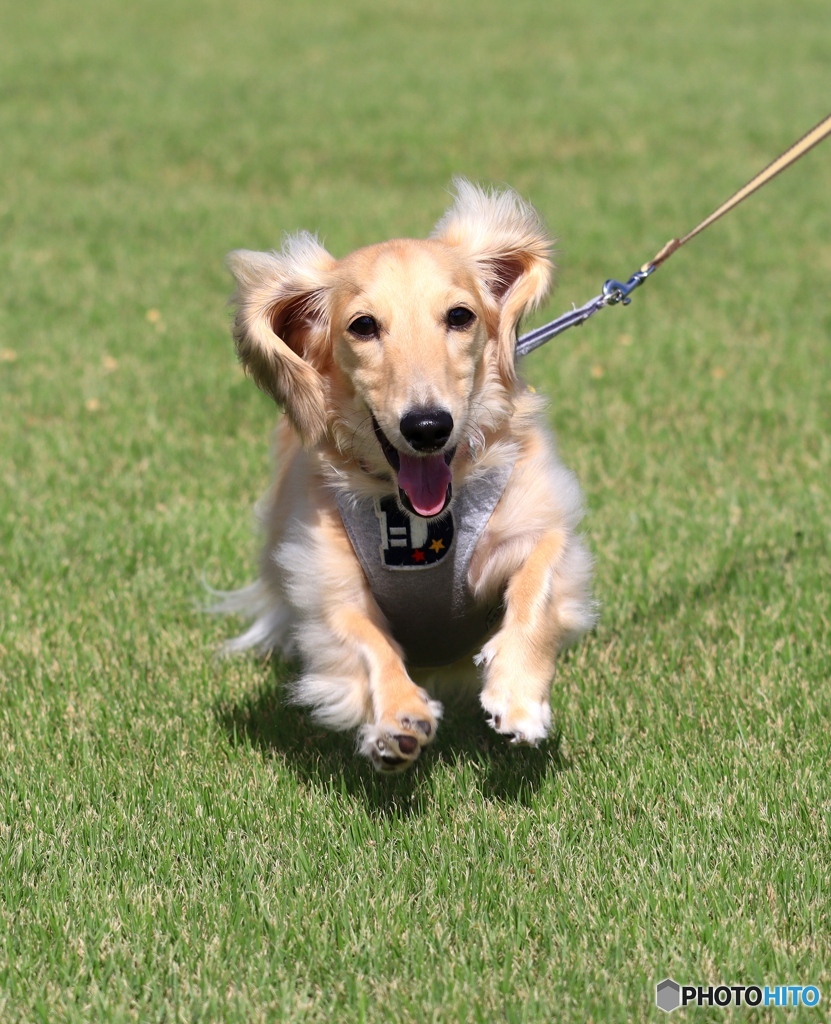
(399, 408), (454, 452)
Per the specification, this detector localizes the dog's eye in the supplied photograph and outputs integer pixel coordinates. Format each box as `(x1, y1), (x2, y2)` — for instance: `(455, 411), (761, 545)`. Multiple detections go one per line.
(447, 306), (475, 329)
(348, 315), (379, 338)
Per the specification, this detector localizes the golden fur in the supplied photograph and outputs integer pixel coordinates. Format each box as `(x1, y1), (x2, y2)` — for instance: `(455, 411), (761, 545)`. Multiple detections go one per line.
(217, 180), (595, 771)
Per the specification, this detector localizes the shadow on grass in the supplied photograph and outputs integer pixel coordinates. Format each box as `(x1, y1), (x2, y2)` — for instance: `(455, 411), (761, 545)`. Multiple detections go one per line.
(625, 531), (810, 630)
(214, 662), (570, 817)
(629, 556), (747, 628)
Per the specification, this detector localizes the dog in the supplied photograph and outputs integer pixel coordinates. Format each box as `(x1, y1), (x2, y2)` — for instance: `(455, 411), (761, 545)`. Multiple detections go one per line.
(217, 180), (595, 771)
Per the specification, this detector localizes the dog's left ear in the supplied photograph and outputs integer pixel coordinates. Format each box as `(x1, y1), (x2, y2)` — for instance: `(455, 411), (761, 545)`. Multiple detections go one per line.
(431, 179), (553, 387)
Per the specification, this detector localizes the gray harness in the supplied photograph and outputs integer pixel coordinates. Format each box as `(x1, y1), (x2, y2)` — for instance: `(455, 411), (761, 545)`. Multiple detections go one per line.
(336, 463), (514, 668)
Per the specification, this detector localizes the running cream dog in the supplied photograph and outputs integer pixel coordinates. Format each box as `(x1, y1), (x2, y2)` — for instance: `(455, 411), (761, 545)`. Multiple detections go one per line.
(219, 181), (595, 771)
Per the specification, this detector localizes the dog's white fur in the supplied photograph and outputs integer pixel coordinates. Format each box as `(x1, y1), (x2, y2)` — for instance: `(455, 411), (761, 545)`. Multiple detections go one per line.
(215, 180), (595, 771)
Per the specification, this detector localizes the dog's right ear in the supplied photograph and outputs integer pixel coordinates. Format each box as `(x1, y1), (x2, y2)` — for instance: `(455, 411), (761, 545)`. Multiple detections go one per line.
(227, 233), (336, 444)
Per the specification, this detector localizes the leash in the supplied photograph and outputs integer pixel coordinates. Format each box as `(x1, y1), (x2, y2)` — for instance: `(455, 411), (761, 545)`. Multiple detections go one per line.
(516, 110), (831, 358)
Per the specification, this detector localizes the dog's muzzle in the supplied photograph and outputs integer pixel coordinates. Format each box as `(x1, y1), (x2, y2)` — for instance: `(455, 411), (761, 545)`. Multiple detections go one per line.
(372, 414), (455, 518)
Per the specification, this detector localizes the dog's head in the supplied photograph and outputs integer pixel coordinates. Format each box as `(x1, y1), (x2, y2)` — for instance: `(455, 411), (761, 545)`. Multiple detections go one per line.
(228, 180), (553, 517)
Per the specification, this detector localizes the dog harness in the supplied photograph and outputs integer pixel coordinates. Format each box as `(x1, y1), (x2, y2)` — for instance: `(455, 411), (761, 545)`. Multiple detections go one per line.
(336, 462), (514, 668)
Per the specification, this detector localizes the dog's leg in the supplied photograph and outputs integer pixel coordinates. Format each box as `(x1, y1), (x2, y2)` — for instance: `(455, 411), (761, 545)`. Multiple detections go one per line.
(281, 510), (442, 773)
(294, 606), (442, 772)
(334, 607), (443, 773)
(475, 529), (569, 745)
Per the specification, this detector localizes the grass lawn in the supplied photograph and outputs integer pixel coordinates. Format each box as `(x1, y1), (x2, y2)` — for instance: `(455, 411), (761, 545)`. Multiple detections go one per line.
(2, 0), (830, 1020)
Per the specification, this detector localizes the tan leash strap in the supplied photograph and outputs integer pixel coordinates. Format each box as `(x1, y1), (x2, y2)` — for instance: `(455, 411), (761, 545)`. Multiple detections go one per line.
(516, 110), (831, 357)
(644, 110), (831, 272)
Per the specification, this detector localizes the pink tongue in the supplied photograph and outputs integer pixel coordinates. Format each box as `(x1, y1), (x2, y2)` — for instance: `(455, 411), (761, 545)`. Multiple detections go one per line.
(398, 453), (451, 517)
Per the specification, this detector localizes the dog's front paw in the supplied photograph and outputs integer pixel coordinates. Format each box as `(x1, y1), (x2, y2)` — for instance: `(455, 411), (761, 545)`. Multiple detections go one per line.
(479, 691), (551, 747)
(359, 691), (443, 773)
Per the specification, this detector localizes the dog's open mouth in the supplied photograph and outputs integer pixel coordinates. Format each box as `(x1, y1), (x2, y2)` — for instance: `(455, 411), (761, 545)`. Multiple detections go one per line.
(372, 416), (455, 518)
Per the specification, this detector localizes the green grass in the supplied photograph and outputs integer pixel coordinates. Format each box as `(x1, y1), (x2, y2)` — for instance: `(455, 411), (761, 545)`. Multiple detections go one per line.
(2, 0), (830, 1020)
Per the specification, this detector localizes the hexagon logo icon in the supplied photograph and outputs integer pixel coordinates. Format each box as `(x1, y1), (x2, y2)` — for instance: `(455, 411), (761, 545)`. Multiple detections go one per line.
(656, 978), (681, 1012)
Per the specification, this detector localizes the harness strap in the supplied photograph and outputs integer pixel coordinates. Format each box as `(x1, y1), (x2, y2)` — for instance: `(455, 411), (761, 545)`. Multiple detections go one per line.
(516, 110), (831, 358)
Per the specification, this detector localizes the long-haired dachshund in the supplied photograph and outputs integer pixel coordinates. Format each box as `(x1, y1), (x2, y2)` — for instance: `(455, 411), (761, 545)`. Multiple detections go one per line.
(216, 181), (595, 771)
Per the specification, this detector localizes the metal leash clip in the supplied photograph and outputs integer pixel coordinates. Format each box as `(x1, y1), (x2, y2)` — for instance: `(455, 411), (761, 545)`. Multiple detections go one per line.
(601, 266), (655, 306)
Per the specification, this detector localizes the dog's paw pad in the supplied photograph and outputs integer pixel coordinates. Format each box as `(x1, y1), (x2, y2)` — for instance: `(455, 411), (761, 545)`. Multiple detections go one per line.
(359, 698), (443, 774)
(481, 695), (551, 747)
(359, 727), (420, 773)
(398, 717), (433, 738)
(394, 734), (419, 755)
